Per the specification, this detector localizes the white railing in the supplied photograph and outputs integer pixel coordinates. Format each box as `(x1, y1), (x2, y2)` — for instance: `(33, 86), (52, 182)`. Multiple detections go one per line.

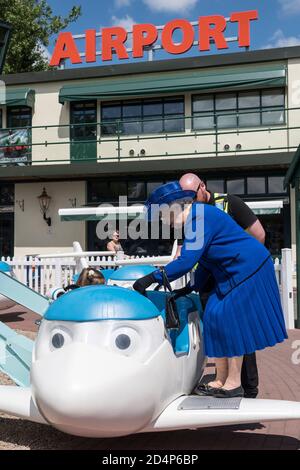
(1, 248), (295, 329)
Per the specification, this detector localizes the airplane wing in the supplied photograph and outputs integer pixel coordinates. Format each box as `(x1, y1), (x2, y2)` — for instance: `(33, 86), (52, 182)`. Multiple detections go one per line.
(0, 385), (47, 424)
(0, 322), (33, 387)
(142, 395), (300, 432)
(0, 271), (49, 317)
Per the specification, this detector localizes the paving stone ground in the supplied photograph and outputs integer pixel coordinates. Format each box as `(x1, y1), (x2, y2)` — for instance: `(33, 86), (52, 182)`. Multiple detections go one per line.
(0, 306), (300, 450)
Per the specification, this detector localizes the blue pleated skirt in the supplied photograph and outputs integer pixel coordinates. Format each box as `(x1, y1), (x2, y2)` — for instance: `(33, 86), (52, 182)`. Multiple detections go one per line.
(203, 257), (288, 358)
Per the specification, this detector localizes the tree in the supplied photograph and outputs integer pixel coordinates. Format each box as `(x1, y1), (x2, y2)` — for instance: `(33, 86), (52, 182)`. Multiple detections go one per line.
(0, 0), (81, 74)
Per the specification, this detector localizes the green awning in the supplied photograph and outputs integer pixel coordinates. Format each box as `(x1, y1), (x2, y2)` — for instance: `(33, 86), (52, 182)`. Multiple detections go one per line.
(1, 88), (35, 107)
(59, 64), (286, 103)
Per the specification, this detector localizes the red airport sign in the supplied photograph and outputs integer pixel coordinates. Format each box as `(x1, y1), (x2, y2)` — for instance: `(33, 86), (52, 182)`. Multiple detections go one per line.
(50, 10), (258, 67)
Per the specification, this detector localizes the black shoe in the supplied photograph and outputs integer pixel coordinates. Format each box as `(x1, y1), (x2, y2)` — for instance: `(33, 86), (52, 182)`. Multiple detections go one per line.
(194, 384), (222, 397)
(213, 386), (244, 398)
(243, 388), (258, 399)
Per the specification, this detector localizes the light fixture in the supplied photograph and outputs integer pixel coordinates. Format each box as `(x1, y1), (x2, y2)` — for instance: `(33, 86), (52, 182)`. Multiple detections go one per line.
(129, 149), (135, 156)
(16, 199), (24, 212)
(236, 144), (242, 150)
(140, 149), (146, 156)
(69, 198), (77, 208)
(38, 187), (52, 227)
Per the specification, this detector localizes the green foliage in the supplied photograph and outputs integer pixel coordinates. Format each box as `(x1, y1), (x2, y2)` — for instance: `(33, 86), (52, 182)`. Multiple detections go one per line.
(0, 0), (81, 74)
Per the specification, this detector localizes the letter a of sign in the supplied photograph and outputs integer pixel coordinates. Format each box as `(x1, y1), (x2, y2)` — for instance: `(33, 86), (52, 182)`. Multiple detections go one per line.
(50, 32), (82, 67)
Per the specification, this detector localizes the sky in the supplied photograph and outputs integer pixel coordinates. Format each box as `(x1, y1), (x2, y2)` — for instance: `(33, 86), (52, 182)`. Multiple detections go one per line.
(46, 0), (300, 67)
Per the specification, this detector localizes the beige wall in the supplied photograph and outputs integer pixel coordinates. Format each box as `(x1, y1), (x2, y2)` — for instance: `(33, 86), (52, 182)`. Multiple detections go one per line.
(4, 59), (297, 164)
(287, 58), (300, 151)
(14, 181), (86, 257)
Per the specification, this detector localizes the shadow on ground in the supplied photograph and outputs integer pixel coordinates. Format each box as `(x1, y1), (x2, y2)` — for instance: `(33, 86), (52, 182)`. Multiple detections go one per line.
(0, 417), (299, 450)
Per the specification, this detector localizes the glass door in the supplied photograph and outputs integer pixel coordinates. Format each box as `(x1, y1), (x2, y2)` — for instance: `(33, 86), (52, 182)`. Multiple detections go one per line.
(70, 101), (97, 162)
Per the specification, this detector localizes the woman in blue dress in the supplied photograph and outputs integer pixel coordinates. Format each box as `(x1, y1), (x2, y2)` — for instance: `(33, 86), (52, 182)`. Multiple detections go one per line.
(133, 182), (288, 398)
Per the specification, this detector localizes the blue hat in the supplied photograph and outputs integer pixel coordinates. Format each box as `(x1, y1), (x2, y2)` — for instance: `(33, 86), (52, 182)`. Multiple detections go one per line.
(144, 181), (196, 221)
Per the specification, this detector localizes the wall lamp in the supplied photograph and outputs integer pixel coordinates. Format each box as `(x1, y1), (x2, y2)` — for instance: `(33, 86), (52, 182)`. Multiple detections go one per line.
(69, 198), (77, 208)
(38, 187), (52, 227)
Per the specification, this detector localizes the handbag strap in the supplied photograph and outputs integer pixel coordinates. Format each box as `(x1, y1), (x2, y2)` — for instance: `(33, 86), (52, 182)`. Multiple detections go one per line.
(159, 267), (173, 293)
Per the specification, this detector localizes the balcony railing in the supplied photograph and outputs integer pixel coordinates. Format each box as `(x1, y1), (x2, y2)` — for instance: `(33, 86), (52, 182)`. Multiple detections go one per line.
(0, 106), (299, 166)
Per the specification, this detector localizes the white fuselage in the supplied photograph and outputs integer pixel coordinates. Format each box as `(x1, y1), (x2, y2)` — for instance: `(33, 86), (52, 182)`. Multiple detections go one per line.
(31, 314), (204, 437)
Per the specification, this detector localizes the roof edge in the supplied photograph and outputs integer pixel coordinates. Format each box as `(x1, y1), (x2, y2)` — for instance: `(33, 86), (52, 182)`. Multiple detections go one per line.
(0, 46), (299, 86)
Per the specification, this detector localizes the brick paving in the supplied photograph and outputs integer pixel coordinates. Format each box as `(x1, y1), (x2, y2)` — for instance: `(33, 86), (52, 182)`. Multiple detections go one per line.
(0, 307), (299, 450)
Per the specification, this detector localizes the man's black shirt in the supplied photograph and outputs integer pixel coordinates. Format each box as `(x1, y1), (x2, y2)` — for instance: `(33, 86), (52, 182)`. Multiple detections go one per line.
(208, 193), (257, 230)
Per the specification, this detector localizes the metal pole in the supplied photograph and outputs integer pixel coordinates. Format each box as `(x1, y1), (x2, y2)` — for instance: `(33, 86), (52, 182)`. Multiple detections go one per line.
(296, 178), (300, 328)
(116, 120), (121, 160)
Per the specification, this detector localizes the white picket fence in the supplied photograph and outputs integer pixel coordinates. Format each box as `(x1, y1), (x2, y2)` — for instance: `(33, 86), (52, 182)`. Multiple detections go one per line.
(1, 248), (296, 329)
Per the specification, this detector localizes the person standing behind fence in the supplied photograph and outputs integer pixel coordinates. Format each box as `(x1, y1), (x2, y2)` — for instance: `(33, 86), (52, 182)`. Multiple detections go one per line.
(106, 230), (124, 253)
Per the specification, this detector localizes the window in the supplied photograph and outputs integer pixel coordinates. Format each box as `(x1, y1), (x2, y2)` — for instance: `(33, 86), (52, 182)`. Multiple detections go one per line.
(101, 97), (184, 136)
(147, 181), (163, 196)
(192, 95), (214, 130)
(0, 183), (14, 206)
(268, 176), (285, 194)
(70, 101), (97, 138)
(247, 177), (266, 194)
(239, 91), (260, 127)
(206, 179), (225, 193)
(128, 182), (146, 200)
(192, 88), (285, 130)
(226, 179), (245, 194)
(261, 90), (285, 126)
(7, 106), (32, 128)
(88, 181), (110, 202)
(215, 93), (237, 129)
(110, 181), (127, 199)
(5, 107), (32, 164)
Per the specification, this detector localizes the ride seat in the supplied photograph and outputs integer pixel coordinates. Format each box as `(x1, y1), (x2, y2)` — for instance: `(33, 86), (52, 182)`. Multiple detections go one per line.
(146, 291), (203, 355)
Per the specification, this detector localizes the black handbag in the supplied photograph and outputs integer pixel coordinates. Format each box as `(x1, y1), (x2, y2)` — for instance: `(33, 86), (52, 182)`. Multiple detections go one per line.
(159, 267), (180, 330)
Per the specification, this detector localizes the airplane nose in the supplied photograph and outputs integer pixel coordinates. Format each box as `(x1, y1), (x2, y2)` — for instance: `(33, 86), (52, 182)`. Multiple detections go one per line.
(31, 343), (158, 437)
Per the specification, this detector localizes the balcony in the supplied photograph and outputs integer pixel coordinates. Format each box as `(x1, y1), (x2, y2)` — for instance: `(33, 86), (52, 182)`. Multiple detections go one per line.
(0, 107), (299, 167)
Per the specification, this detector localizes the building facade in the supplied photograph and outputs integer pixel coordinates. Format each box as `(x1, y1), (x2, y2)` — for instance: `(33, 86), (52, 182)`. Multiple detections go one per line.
(0, 46), (298, 259)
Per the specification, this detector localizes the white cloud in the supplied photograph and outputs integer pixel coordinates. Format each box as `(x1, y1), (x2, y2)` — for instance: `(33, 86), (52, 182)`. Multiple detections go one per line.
(39, 43), (52, 62)
(111, 14), (136, 30)
(115, 0), (132, 7)
(143, 0), (198, 13)
(263, 29), (300, 48)
(278, 0), (300, 15)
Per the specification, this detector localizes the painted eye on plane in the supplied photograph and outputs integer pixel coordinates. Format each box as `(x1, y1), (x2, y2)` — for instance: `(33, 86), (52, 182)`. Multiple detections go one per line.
(50, 328), (72, 351)
(111, 327), (140, 356)
(115, 334), (131, 350)
(52, 333), (65, 349)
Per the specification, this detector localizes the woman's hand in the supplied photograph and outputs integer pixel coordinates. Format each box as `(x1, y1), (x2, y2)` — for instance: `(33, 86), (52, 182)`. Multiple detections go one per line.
(172, 284), (193, 299)
(133, 273), (157, 296)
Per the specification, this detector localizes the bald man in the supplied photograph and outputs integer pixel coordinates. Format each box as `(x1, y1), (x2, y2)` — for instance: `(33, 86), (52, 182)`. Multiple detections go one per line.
(179, 173), (265, 399)
(179, 173), (265, 243)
